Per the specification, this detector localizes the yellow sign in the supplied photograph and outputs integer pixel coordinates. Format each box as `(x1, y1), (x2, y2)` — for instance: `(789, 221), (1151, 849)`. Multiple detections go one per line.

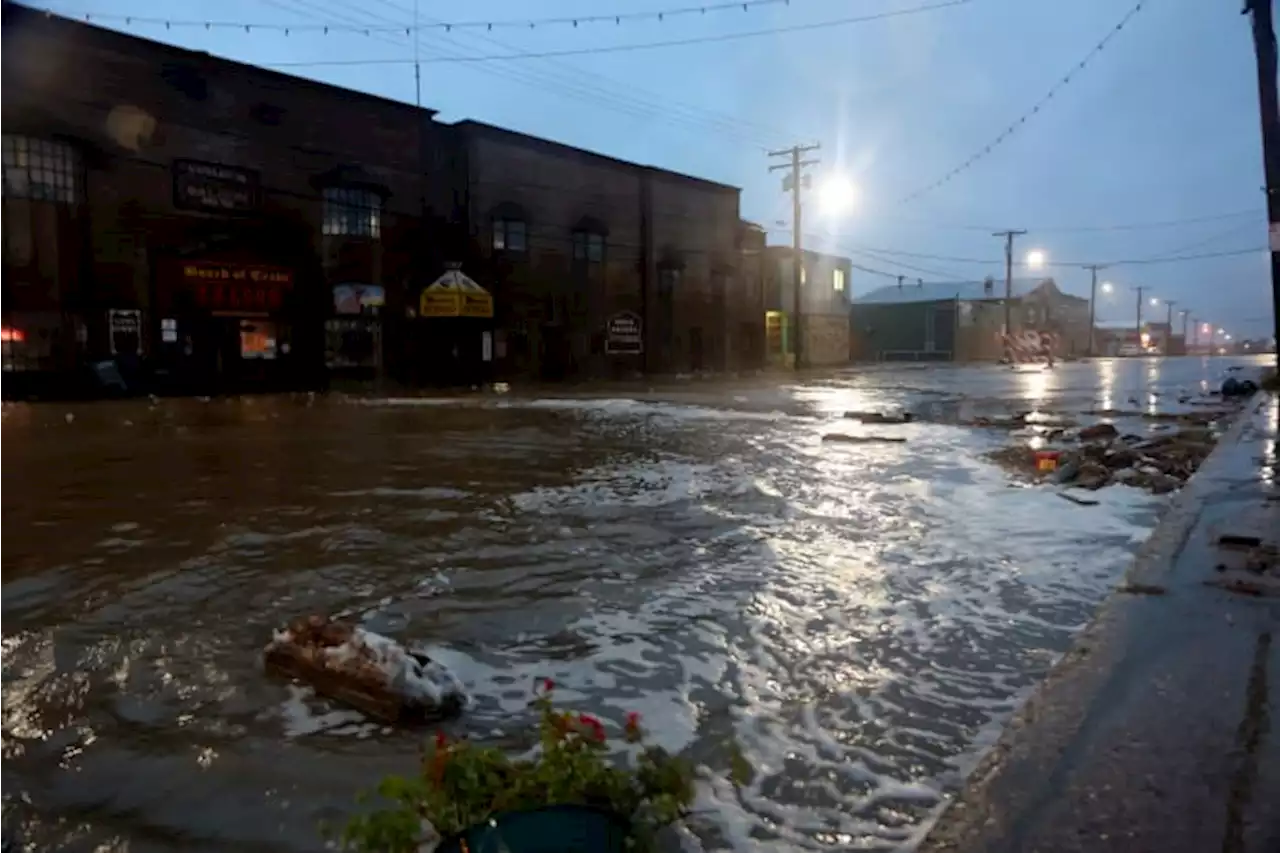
(421, 291), (463, 317)
(419, 269), (494, 319)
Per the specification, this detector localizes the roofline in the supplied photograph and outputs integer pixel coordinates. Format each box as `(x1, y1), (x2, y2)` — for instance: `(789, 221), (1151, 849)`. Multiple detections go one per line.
(2, 2), (439, 120)
(450, 119), (740, 194)
(763, 245), (852, 265)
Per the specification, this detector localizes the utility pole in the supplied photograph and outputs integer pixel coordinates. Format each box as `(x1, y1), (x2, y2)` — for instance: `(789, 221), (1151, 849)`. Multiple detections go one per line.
(1135, 286), (1145, 352)
(992, 229), (1026, 361)
(1084, 263), (1107, 357)
(1164, 299), (1176, 354)
(769, 143), (821, 370)
(1181, 310), (1191, 354)
(1244, 0), (1280, 368)
(1189, 315), (1197, 353)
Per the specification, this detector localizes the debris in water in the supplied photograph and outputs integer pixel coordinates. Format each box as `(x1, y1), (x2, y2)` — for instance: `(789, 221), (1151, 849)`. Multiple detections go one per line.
(1117, 583), (1167, 596)
(264, 615), (467, 724)
(842, 411), (913, 424)
(822, 434), (908, 444)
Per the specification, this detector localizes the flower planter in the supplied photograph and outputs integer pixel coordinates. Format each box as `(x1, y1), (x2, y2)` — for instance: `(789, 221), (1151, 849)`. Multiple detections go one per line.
(438, 806), (631, 853)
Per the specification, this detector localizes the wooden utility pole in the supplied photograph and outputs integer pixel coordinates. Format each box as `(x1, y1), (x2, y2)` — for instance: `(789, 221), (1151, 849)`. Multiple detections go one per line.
(1135, 286), (1145, 351)
(992, 229), (1026, 360)
(1084, 263), (1107, 356)
(769, 144), (820, 369)
(1180, 309), (1190, 354)
(1164, 299), (1176, 354)
(1244, 0), (1280, 366)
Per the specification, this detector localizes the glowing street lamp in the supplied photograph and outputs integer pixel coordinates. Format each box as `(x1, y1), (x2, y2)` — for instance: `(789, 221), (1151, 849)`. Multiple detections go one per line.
(1025, 249), (1046, 269)
(1100, 281), (1114, 294)
(1150, 297), (1160, 307)
(815, 175), (857, 218)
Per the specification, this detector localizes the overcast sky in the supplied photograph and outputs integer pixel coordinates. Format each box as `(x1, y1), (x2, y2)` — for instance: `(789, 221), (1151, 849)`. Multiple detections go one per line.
(27, 0), (1278, 338)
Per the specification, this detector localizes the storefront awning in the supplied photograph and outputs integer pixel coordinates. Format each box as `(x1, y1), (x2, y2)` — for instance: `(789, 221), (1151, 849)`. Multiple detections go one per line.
(420, 270), (494, 319)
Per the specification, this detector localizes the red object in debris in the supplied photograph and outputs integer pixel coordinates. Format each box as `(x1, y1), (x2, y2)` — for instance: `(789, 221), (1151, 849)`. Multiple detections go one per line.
(1034, 450), (1062, 473)
(0, 326), (25, 343)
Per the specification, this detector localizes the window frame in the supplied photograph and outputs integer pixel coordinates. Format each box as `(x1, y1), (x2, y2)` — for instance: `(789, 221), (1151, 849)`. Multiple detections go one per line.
(492, 217), (528, 253)
(321, 186), (382, 239)
(571, 230), (605, 265)
(2, 135), (81, 205)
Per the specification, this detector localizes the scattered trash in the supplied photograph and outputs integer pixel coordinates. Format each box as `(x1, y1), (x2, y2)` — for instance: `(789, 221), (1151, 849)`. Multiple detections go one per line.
(1034, 450), (1061, 473)
(1117, 583), (1167, 596)
(822, 434), (908, 444)
(1221, 377), (1259, 398)
(264, 615), (467, 724)
(1078, 422), (1118, 441)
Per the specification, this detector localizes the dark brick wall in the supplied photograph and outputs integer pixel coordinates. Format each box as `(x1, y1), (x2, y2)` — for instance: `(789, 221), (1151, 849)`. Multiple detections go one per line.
(453, 122), (757, 378)
(2, 4), (448, 381)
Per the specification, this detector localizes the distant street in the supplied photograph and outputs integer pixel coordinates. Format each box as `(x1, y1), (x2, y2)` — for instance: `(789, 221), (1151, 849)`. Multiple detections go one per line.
(1, 356), (1269, 852)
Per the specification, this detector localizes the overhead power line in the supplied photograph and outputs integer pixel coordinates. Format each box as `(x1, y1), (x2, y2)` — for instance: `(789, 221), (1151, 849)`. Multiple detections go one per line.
(262, 0), (974, 66)
(879, 208), (1261, 234)
(898, 0), (1146, 204)
(35, 0), (817, 34)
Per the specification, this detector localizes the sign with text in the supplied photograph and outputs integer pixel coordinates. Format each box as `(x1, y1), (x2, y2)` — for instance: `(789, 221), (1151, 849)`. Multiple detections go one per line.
(605, 311), (643, 355)
(182, 262), (292, 313)
(173, 159), (261, 214)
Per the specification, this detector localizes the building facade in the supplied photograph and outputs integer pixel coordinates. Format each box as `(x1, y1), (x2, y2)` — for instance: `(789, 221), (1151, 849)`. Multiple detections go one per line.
(1, 5), (757, 397)
(761, 246), (852, 367)
(850, 277), (1083, 362)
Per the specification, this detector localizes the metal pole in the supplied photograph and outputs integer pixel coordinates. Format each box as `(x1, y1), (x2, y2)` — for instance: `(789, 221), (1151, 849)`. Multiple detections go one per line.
(1244, 0), (1280, 369)
(1164, 300), (1175, 354)
(1189, 315), (1197, 353)
(1179, 309), (1189, 355)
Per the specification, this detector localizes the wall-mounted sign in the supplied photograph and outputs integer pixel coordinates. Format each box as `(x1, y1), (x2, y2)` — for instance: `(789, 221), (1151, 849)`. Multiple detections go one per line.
(108, 309), (142, 356)
(181, 262), (292, 313)
(334, 284), (386, 315)
(420, 269), (494, 319)
(173, 159), (261, 214)
(605, 311), (643, 354)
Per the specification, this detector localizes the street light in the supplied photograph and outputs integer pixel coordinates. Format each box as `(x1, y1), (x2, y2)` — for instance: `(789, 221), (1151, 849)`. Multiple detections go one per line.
(1025, 249), (1046, 269)
(1150, 297), (1160, 306)
(1100, 281), (1114, 294)
(816, 175), (857, 218)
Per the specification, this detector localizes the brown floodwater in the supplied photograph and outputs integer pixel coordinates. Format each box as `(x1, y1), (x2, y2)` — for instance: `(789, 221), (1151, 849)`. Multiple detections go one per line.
(3, 358), (1257, 852)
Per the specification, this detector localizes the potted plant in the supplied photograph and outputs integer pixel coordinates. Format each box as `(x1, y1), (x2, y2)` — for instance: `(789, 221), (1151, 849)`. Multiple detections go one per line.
(338, 681), (694, 853)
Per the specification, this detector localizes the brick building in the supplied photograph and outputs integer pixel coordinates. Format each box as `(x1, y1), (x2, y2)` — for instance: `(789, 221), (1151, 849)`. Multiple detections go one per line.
(446, 121), (753, 380)
(1, 4), (757, 396)
(760, 246), (852, 367)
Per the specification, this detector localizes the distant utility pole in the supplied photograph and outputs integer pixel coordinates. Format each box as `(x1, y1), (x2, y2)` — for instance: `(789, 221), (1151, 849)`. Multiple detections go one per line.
(1244, 0), (1280, 367)
(769, 143), (821, 370)
(1164, 299), (1176, 353)
(1084, 263), (1107, 357)
(1180, 309), (1190, 353)
(992, 229), (1027, 360)
(1135, 286), (1145, 349)
(1189, 314), (1197, 352)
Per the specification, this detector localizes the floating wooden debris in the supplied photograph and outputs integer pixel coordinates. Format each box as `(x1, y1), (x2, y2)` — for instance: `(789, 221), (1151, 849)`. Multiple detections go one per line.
(264, 615), (467, 724)
(842, 411), (913, 424)
(822, 434), (908, 444)
(1117, 583), (1167, 596)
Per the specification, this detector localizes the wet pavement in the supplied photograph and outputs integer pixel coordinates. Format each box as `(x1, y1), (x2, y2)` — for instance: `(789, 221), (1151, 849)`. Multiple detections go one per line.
(920, 391), (1280, 853)
(0, 356), (1270, 852)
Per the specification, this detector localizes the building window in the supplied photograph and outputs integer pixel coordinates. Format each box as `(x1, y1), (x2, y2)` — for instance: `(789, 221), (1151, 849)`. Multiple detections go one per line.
(833, 268), (846, 292)
(572, 230), (605, 264)
(2, 136), (80, 204)
(800, 265), (807, 286)
(322, 187), (381, 238)
(493, 218), (527, 252)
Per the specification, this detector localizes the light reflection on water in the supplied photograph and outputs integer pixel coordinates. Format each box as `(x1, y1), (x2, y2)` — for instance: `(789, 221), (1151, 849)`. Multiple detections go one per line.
(2, 357), (1264, 852)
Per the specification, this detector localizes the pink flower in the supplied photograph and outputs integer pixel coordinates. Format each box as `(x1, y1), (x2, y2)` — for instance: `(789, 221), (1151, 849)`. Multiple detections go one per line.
(578, 714), (607, 742)
(625, 712), (641, 729)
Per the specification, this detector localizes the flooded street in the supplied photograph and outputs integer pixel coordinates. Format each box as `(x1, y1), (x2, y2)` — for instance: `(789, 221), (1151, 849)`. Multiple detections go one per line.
(2, 357), (1266, 852)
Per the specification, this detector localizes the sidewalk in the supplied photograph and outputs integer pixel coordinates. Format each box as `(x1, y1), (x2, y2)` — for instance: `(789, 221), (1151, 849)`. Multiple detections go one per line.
(920, 393), (1280, 853)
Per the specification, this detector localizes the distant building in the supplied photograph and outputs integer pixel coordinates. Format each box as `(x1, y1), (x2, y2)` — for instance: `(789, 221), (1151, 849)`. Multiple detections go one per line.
(760, 246), (852, 367)
(850, 277), (1084, 362)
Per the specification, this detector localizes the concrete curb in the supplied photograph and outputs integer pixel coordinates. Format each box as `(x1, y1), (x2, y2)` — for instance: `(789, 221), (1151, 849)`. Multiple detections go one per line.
(918, 393), (1278, 853)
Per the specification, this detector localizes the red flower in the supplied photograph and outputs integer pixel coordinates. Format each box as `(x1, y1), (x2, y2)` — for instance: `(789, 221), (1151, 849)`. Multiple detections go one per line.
(578, 713), (607, 742)
(543, 678), (555, 693)
(626, 712), (641, 729)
